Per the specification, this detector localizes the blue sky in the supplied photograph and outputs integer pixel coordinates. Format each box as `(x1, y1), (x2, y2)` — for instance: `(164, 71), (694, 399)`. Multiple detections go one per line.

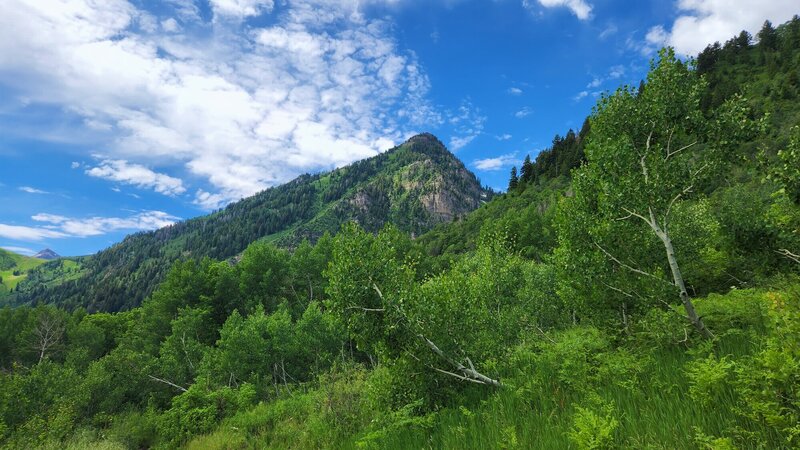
(0, 0), (796, 256)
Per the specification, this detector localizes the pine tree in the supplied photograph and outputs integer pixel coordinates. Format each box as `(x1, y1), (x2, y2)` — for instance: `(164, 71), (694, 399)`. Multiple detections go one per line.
(757, 20), (778, 51)
(508, 166), (519, 191)
(520, 155), (534, 184)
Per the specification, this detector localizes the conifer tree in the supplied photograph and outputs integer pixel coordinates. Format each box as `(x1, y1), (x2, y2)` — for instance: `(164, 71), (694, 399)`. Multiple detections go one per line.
(508, 166), (519, 191)
(520, 155), (534, 184)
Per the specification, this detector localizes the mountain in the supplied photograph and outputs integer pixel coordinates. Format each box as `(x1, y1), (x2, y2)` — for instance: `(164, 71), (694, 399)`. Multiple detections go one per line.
(33, 249), (60, 260)
(0, 249), (46, 301)
(13, 133), (491, 312)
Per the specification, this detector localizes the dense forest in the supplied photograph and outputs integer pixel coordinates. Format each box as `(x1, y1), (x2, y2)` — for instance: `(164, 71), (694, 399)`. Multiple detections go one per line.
(1, 17), (800, 449)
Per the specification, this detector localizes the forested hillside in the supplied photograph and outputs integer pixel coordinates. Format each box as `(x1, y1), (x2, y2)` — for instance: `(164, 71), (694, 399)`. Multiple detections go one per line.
(0, 17), (799, 450)
(11, 134), (489, 312)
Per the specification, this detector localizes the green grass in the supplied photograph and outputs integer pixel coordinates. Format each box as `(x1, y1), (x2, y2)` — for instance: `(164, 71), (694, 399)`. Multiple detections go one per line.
(0, 249), (46, 293)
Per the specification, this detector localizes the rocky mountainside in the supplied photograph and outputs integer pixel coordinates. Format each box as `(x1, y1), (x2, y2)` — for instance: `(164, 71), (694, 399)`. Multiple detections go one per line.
(33, 249), (60, 260)
(14, 133), (491, 312)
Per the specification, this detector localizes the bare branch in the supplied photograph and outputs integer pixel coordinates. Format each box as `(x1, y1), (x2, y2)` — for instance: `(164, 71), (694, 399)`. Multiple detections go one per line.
(534, 325), (556, 344)
(620, 207), (652, 226)
(777, 249), (800, 265)
(147, 374), (188, 392)
(665, 127), (675, 157)
(420, 334), (502, 387)
(690, 162), (709, 179)
(656, 298), (693, 324)
(664, 185), (693, 229)
(602, 282), (639, 299)
(665, 140), (697, 161)
(429, 366), (488, 385)
(594, 242), (672, 286)
(345, 306), (386, 312)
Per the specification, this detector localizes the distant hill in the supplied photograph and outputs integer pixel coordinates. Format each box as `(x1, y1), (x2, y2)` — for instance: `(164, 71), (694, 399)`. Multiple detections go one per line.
(0, 249), (46, 301)
(14, 133), (491, 312)
(33, 249), (60, 260)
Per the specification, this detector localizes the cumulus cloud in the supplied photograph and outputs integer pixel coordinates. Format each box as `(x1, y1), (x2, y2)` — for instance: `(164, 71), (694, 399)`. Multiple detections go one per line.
(86, 159), (186, 196)
(496, 133), (513, 141)
(19, 186), (49, 194)
(507, 87), (523, 95)
(9, 210), (181, 239)
(649, 0), (798, 56)
(525, 0), (593, 20)
(473, 153), (518, 171)
(0, 0), (438, 209)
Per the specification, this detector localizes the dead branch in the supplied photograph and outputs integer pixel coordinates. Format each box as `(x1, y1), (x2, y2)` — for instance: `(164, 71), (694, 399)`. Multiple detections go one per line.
(420, 334), (502, 387)
(594, 242), (672, 286)
(147, 374), (188, 392)
(777, 249), (800, 264)
(665, 140), (697, 161)
(345, 306), (386, 312)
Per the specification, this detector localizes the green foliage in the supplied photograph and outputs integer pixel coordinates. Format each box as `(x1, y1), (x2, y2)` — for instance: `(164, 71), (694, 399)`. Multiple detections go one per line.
(686, 353), (735, 406)
(157, 380), (256, 448)
(770, 125), (800, 204)
(734, 287), (800, 445)
(568, 400), (619, 450)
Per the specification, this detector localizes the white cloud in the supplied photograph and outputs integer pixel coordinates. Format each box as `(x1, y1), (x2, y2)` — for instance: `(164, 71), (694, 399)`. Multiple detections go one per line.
(19, 186), (49, 194)
(507, 87), (523, 95)
(599, 23), (618, 39)
(525, 0), (593, 20)
(608, 64), (625, 79)
(573, 90), (589, 101)
(1, 246), (36, 256)
(583, 64), (626, 91)
(86, 159), (186, 196)
(71, 162), (81, 169)
(449, 135), (477, 151)
(0, 0), (439, 210)
(210, 0), (274, 19)
(0, 224), (68, 241)
(161, 18), (180, 32)
(473, 153), (518, 171)
(447, 100), (485, 151)
(650, 0), (798, 56)
(642, 25), (669, 55)
(496, 133), (513, 141)
(26, 210), (180, 238)
(515, 107), (533, 118)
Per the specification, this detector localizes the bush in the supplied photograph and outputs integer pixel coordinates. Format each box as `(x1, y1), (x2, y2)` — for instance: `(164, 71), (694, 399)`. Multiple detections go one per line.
(568, 400), (619, 450)
(734, 287), (800, 445)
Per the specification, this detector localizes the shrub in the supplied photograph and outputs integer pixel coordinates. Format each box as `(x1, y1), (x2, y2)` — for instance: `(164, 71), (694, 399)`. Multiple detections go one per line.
(568, 400), (619, 450)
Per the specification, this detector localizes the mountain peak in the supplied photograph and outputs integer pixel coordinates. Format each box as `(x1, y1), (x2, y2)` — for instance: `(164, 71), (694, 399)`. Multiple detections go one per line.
(34, 248), (60, 260)
(405, 132), (443, 146)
